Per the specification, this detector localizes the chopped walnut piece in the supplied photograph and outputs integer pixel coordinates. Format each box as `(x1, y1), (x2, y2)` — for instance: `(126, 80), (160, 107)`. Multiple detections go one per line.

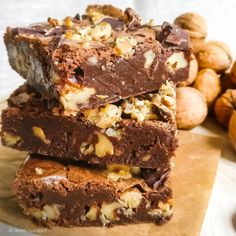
(122, 97), (157, 121)
(87, 55), (98, 65)
(142, 154), (151, 162)
(27, 204), (61, 220)
(121, 81), (175, 122)
(119, 188), (142, 209)
(48, 17), (59, 27)
(94, 132), (114, 157)
(60, 86), (95, 113)
(86, 205), (98, 221)
(114, 35), (137, 57)
(166, 52), (188, 71)
(96, 94), (108, 99)
(158, 201), (171, 212)
(35, 167), (44, 175)
(124, 7), (141, 29)
(148, 208), (163, 217)
(148, 199), (172, 218)
(2, 132), (21, 146)
(105, 127), (122, 139)
(106, 164), (140, 181)
(32, 126), (50, 144)
(80, 141), (94, 155)
(144, 50), (156, 69)
(64, 16), (73, 28)
(90, 22), (112, 40)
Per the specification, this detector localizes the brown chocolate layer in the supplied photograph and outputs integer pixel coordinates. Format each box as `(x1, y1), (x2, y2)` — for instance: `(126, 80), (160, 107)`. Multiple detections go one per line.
(1, 83), (177, 168)
(12, 154), (172, 227)
(4, 5), (190, 112)
(2, 107), (176, 169)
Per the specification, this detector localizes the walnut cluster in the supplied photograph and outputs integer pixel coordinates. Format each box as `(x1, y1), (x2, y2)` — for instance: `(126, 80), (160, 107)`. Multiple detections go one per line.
(80, 188), (172, 226)
(105, 164), (140, 181)
(79, 131), (114, 158)
(46, 5), (144, 59)
(174, 11), (236, 153)
(83, 81), (176, 129)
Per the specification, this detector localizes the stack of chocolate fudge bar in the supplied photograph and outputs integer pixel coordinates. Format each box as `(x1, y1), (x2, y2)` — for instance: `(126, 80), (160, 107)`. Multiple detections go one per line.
(1, 5), (190, 227)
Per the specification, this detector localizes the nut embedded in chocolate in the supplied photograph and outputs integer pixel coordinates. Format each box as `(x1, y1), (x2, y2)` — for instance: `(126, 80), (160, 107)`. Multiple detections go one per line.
(12, 154), (173, 227)
(4, 5), (191, 113)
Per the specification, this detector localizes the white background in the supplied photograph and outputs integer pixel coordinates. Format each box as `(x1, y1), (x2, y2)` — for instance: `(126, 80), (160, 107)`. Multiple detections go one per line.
(0, 1), (236, 235)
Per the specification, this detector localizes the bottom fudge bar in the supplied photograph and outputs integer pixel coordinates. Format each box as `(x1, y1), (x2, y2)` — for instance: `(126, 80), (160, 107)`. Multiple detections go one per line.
(13, 154), (172, 227)
(2, 83), (177, 169)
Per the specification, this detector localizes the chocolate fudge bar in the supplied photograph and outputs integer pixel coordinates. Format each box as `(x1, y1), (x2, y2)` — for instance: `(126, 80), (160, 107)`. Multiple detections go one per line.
(4, 4), (191, 113)
(1, 83), (177, 169)
(12, 154), (172, 227)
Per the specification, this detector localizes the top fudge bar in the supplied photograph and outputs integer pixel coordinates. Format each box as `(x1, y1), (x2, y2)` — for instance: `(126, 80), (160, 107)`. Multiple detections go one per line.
(4, 5), (191, 113)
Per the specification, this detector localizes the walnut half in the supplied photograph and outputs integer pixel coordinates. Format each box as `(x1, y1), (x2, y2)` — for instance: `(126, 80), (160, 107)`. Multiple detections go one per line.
(86, 205), (98, 221)
(60, 85), (95, 113)
(83, 104), (122, 129)
(119, 188), (142, 209)
(27, 204), (61, 220)
(100, 201), (120, 225)
(94, 132), (114, 157)
(106, 164), (140, 181)
(32, 126), (50, 144)
(2, 132), (21, 146)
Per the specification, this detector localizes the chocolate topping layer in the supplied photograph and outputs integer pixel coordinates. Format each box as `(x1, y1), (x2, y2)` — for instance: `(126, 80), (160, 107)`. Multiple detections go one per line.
(4, 4), (191, 112)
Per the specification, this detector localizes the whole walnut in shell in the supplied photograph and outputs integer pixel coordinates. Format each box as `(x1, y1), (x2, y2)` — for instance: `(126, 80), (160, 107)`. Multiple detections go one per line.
(214, 89), (236, 127)
(194, 68), (221, 108)
(191, 38), (206, 54)
(174, 12), (207, 53)
(178, 54), (198, 87)
(228, 111), (236, 152)
(176, 87), (208, 129)
(174, 12), (207, 39)
(195, 41), (232, 72)
(230, 61), (236, 85)
(220, 73), (236, 95)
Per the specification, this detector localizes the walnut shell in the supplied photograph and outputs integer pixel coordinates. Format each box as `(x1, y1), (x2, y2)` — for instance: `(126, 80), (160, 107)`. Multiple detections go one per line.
(220, 73), (236, 95)
(214, 89), (236, 127)
(191, 38), (205, 54)
(228, 111), (236, 152)
(178, 54), (198, 87)
(174, 12), (207, 39)
(195, 41), (232, 72)
(230, 61), (236, 85)
(194, 68), (221, 108)
(176, 87), (208, 129)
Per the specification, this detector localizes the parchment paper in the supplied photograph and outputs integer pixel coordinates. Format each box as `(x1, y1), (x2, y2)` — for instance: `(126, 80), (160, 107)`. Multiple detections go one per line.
(0, 131), (221, 236)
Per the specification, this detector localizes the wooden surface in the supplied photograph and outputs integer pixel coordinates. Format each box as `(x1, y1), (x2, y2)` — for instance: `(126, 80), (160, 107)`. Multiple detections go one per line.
(0, 131), (220, 236)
